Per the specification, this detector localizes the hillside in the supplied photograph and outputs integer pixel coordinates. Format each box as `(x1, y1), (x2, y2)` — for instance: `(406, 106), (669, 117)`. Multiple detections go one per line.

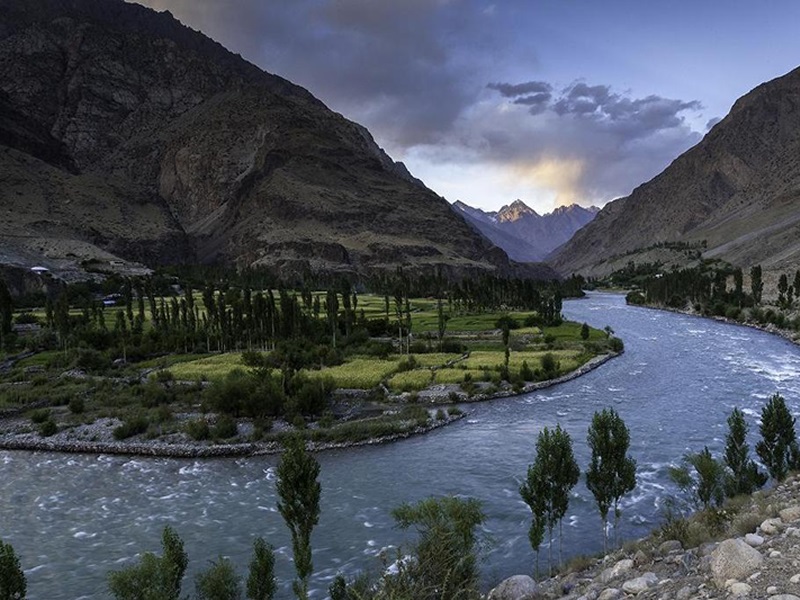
(551, 66), (800, 277)
(0, 0), (552, 282)
(453, 200), (599, 262)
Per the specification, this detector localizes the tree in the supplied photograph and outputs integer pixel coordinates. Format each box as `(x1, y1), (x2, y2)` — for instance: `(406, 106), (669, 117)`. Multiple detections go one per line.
(794, 271), (800, 307)
(0, 539), (26, 600)
(750, 265), (763, 304)
(389, 496), (485, 600)
(195, 558), (241, 600)
(108, 526), (187, 600)
(0, 279), (12, 351)
(246, 538), (276, 600)
(756, 393), (800, 482)
(276, 435), (321, 600)
(586, 408), (637, 553)
(686, 447), (726, 510)
(519, 462), (547, 579)
(520, 425), (579, 576)
(580, 322), (590, 340)
(724, 408), (767, 496)
(436, 297), (449, 352)
(778, 273), (789, 307)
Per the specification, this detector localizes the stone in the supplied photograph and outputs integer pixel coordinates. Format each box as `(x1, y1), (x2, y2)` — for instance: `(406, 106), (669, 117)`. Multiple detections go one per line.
(761, 518), (783, 535)
(621, 572), (658, 595)
(729, 582), (752, 596)
(676, 585), (696, 600)
(633, 549), (649, 567)
(767, 586), (779, 594)
(790, 574), (800, 584)
(770, 550), (783, 558)
(597, 589), (623, 600)
(487, 575), (538, 600)
(710, 539), (765, 587)
(780, 506), (800, 522)
(745, 533), (765, 547)
(598, 559), (634, 584)
(658, 539), (683, 555)
(768, 596), (800, 600)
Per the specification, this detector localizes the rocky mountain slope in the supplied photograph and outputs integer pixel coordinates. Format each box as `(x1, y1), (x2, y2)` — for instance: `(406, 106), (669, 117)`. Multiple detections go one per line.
(453, 200), (599, 262)
(0, 0), (549, 281)
(489, 474), (800, 600)
(551, 66), (800, 278)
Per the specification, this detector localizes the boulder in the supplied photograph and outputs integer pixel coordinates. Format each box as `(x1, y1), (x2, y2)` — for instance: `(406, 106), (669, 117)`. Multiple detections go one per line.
(597, 589), (623, 600)
(761, 518), (783, 535)
(745, 533), (765, 547)
(780, 506), (800, 522)
(658, 539), (682, 555)
(598, 559), (634, 584)
(487, 575), (538, 600)
(768, 596), (800, 600)
(710, 539), (764, 587)
(728, 582), (752, 596)
(621, 572), (657, 595)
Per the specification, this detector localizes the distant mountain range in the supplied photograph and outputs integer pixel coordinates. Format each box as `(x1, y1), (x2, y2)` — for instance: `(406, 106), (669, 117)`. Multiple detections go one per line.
(551, 66), (800, 278)
(0, 0), (557, 283)
(453, 200), (600, 262)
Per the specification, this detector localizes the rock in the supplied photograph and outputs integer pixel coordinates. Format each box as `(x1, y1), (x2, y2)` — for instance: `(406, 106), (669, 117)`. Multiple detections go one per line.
(761, 518), (783, 535)
(598, 559), (634, 584)
(767, 586), (779, 594)
(790, 574), (800, 584)
(768, 596), (800, 600)
(745, 533), (765, 547)
(728, 582), (752, 596)
(597, 589), (623, 600)
(658, 539), (683, 555)
(710, 539), (765, 587)
(633, 549), (649, 567)
(770, 550), (783, 558)
(780, 506), (800, 522)
(487, 575), (538, 600)
(676, 584), (696, 600)
(621, 573), (658, 595)
(786, 527), (800, 538)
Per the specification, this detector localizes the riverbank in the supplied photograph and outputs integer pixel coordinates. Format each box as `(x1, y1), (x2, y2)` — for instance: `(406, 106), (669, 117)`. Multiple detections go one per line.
(0, 352), (618, 458)
(489, 474), (800, 600)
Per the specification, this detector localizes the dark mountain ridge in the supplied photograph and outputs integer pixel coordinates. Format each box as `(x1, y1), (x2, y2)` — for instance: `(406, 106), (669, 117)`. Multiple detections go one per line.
(551, 66), (800, 277)
(0, 0), (556, 281)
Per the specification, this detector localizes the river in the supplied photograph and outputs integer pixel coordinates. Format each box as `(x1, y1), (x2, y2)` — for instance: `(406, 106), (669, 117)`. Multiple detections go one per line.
(2, 292), (800, 599)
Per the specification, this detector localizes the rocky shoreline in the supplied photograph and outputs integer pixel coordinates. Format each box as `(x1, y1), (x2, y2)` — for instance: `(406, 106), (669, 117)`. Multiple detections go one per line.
(488, 475), (800, 600)
(0, 353), (617, 459)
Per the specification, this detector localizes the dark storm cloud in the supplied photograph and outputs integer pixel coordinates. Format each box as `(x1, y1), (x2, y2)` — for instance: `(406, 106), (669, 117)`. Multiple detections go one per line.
(487, 81), (552, 97)
(137, 0), (502, 150)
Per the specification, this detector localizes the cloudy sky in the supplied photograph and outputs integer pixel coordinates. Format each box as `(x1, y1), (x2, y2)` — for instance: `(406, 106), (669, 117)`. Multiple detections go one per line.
(136, 0), (800, 213)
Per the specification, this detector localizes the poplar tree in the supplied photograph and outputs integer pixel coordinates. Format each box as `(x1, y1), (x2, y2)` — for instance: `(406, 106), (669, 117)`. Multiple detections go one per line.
(276, 435), (321, 600)
(0, 538), (26, 600)
(0, 279), (12, 351)
(750, 265), (763, 304)
(756, 393), (800, 482)
(724, 408), (767, 496)
(246, 538), (276, 600)
(586, 408), (637, 553)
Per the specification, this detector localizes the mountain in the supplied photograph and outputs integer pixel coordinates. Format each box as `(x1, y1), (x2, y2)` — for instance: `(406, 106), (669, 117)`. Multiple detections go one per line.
(551, 66), (800, 277)
(452, 200), (599, 262)
(0, 0), (555, 282)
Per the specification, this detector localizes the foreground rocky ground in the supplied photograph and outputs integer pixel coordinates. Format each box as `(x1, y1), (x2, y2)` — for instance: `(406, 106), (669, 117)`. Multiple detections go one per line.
(489, 476), (800, 600)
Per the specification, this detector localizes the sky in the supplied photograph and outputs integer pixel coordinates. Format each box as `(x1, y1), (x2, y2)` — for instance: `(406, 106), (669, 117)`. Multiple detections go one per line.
(135, 0), (800, 213)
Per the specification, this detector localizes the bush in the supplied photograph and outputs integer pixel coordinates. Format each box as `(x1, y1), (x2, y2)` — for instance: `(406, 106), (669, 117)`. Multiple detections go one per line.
(540, 353), (560, 379)
(396, 355), (418, 373)
(318, 413), (335, 429)
(30, 408), (50, 424)
(436, 408), (446, 421)
(113, 414), (149, 440)
(74, 348), (111, 373)
(39, 419), (58, 437)
(519, 360), (534, 381)
(440, 339), (466, 354)
(609, 337), (624, 353)
(186, 418), (211, 441)
(69, 396), (85, 414)
(0, 539), (27, 600)
(212, 415), (238, 440)
(195, 558), (241, 600)
(447, 406), (463, 417)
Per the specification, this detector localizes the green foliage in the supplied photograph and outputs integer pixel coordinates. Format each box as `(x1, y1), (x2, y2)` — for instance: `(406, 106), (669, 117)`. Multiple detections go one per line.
(520, 424), (580, 576)
(539, 353), (560, 380)
(670, 448), (726, 511)
(113, 414), (149, 440)
(0, 538), (26, 600)
(246, 538), (276, 600)
(580, 322), (589, 340)
(195, 558), (241, 600)
(724, 408), (767, 496)
(276, 435), (321, 600)
(29, 409), (50, 424)
(387, 496), (485, 600)
(186, 418), (211, 441)
(212, 416), (238, 440)
(586, 408), (637, 553)
(108, 526), (187, 600)
(68, 396), (85, 414)
(756, 393), (800, 482)
(608, 337), (624, 353)
(38, 419), (57, 437)
(519, 360), (534, 381)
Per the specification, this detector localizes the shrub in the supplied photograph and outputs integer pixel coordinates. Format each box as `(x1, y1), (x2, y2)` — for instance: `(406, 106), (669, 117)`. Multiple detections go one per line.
(447, 406), (463, 417)
(318, 413), (335, 429)
(494, 315), (520, 330)
(186, 419), (211, 441)
(436, 408), (446, 421)
(212, 415), (238, 439)
(519, 360), (534, 381)
(30, 408), (50, 424)
(440, 339), (466, 354)
(195, 558), (241, 600)
(609, 337), (624, 353)
(113, 415), (149, 440)
(447, 391), (460, 403)
(396, 355), (418, 373)
(39, 419), (58, 437)
(69, 396), (85, 414)
(0, 539), (27, 600)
